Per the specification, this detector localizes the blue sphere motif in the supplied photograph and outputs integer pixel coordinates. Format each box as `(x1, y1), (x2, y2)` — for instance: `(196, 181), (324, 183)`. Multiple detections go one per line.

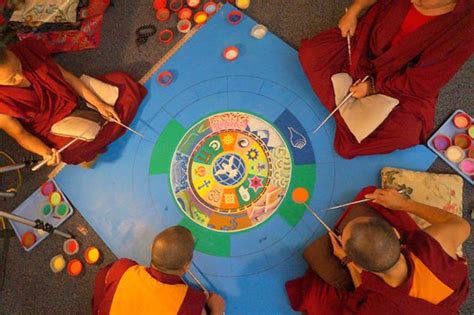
(212, 153), (246, 186)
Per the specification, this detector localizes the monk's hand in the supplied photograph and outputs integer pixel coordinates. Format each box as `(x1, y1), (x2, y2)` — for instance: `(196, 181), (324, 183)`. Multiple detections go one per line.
(349, 81), (369, 99)
(97, 103), (121, 123)
(329, 233), (346, 260)
(338, 9), (358, 37)
(365, 188), (409, 211)
(42, 148), (62, 166)
(207, 292), (226, 315)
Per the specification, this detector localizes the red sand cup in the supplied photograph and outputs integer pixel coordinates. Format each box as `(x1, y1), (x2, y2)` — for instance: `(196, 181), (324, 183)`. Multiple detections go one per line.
(227, 10), (243, 25)
(203, 1), (218, 15)
(158, 29), (174, 44)
(50, 254), (66, 273)
(49, 191), (62, 206)
(153, 0), (167, 10)
(459, 158), (474, 176)
(54, 202), (70, 218)
(169, 0), (184, 11)
(40, 181), (56, 196)
(223, 46), (239, 61)
(468, 126), (474, 139)
(452, 112), (472, 130)
(468, 148), (474, 159)
(453, 133), (471, 150)
(157, 70), (173, 86)
(64, 238), (80, 255)
(178, 7), (192, 20)
(186, 0), (200, 8)
(177, 19), (192, 33)
(193, 11), (208, 24)
(444, 145), (465, 163)
(21, 231), (36, 249)
(67, 259), (83, 277)
(156, 7), (171, 22)
(84, 246), (101, 264)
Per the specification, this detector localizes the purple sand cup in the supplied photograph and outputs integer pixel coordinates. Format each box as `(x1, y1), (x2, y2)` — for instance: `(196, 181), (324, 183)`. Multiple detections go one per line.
(433, 134), (451, 151)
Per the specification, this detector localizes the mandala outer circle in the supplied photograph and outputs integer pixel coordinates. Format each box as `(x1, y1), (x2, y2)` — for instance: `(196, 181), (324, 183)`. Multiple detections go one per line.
(171, 112), (292, 232)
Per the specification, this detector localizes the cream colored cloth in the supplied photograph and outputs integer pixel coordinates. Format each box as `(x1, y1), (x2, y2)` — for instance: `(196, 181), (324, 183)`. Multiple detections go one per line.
(10, 0), (79, 23)
(80, 75), (119, 107)
(332, 73), (399, 143)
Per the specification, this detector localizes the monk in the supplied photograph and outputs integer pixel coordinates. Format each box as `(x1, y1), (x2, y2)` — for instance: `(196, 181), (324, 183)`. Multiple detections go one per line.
(300, 0), (473, 158)
(286, 187), (470, 314)
(93, 226), (226, 315)
(0, 38), (147, 165)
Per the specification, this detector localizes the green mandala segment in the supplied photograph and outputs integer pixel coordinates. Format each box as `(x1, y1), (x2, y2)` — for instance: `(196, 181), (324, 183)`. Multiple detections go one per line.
(170, 112), (293, 233)
(179, 216), (231, 256)
(277, 164), (316, 227)
(149, 119), (186, 175)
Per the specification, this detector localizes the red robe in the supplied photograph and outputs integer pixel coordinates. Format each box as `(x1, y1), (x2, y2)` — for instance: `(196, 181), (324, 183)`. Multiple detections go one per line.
(299, 0), (474, 158)
(0, 39), (147, 164)
(285, 187), (469, 314)
(92, 258), (207, 315)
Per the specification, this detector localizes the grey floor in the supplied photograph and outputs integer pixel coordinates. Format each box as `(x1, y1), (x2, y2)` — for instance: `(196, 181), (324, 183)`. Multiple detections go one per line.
(0, 0), (472, 313)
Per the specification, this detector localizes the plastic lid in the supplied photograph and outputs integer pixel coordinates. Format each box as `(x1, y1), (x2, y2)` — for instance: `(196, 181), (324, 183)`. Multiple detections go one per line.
(64, 239), (80, 255)
(85, 246), (101, 264)
(50, 255), (66, 273)
(194, 11), (208, 24)
(21, 231), (36, 249)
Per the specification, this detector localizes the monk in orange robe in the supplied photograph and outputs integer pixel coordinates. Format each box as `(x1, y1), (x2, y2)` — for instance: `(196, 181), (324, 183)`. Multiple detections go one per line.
(300, 0), (473, 158)
(93, 226), (226, 315)
(0, 38), (147, 165)
(286, 187), (470, 314)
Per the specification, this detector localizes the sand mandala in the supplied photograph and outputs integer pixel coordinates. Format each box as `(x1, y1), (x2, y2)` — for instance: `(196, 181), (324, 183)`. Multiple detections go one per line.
(171, 112), (292, 232)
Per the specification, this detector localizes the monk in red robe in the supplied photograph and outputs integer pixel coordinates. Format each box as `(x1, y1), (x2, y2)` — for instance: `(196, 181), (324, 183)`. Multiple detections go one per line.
(286, 187), (470, 314)
(300, 0), (473, 158)
(93, 226), (226, 315)
(0, 38), (147, 165)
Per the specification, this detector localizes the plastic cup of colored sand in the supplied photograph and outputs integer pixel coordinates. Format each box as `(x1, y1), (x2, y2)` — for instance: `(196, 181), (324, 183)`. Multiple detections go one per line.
(67, 259), (83, 277)
(169, 0), (184, 12)
(177, 19), (192, 33)
(186, 0), (200, 8)
(21, 231), (36, 249)
(452, 112), (471, 130)
(203, 1), (218, 15)
(223, 46), (239, 61)
(468, 126), (474, 139)
(459, 158), (474, 176)
(453, 133), (471, 150)
(227, 10), (243, 25)
(444, 145), (465, 163)
(156, 7), (171, 22)
(153, 0), (167, 10)
(55, 202), (70, 218)
(63, 239), (79, 255)
(468, 148), (474, 159)
(193, 11), (208, 24)
(158, 29), (174, 44)
(50, 255), (66, 273)
(49, 191), (62, 206)
(84, 246), (101, 264)
(432, 134), (451, 151)
(251, 24), (268, 39)
(40, 181), (56, 196)
(178, 7), (192, 20)
(40, 203), (53, 217)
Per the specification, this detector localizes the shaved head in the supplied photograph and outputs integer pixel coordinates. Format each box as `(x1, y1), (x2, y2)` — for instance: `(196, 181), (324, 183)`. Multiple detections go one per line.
(343, 217), (400, 273)
(151, 226), (195, 273)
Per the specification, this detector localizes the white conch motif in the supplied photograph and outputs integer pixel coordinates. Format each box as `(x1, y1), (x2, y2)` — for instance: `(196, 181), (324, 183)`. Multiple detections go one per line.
(288, 127), (307, 149)
(209, 140), (221, 151)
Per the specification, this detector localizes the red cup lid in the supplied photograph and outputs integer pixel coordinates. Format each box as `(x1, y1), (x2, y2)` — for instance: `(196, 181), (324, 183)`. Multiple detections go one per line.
(158, 29), (174, 44)
(156, 8), (171, 22)
(157, 70), (173, 86)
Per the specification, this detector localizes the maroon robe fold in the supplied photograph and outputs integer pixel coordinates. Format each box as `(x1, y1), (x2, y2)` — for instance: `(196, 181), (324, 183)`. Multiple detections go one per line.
(285, 187), (469, 314)
(0, 38), (147, 164)
(299, 0), (473, 158)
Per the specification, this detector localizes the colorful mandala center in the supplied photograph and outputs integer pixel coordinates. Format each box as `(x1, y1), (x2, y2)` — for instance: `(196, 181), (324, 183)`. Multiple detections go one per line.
(171, 112), (292, 232)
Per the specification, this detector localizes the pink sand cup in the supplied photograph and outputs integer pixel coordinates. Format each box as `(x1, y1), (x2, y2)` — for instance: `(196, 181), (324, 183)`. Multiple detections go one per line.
(459, 158), (474, 176)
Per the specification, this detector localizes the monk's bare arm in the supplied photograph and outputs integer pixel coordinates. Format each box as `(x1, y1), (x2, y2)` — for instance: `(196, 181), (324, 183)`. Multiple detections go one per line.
(56, 64), (121, 122)
(0, 114), (52, 159)
(366, 189), (471, 259)
(339, 0), (377, 36)
(346, 262), (362, 288)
